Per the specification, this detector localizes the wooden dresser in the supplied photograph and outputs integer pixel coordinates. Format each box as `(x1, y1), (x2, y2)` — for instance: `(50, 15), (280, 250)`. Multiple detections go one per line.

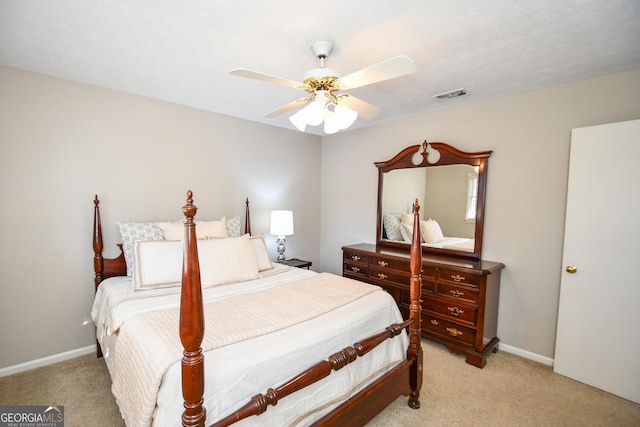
(343, 243), (504, 368)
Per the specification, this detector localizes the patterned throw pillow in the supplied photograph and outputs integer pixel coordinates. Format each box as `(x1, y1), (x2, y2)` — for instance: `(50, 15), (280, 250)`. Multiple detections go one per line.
(383, 213), (403, 241)
(117, 222), (165, 277)
(226, 216), (242, 237)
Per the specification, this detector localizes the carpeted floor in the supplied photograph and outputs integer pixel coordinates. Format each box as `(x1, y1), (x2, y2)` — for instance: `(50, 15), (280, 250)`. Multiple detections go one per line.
(1, 339), (639, 427)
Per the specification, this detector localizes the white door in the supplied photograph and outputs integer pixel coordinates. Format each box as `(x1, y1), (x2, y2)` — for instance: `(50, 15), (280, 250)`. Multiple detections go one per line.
(554, 119), (640, 404)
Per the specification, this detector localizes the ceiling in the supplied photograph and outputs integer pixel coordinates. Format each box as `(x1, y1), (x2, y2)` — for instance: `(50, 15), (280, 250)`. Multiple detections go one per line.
(1, 1), (639, 136)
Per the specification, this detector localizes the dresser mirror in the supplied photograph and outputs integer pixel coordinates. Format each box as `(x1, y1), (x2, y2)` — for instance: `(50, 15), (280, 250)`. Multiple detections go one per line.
(375, 141), (492, 259)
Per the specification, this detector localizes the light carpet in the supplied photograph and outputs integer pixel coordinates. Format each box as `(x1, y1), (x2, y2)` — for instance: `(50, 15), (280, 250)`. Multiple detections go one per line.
(1, 339), (638, 426)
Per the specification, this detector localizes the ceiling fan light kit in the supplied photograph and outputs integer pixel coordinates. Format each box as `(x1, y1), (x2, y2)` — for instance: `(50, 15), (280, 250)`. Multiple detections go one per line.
(230, 41), (417, 134)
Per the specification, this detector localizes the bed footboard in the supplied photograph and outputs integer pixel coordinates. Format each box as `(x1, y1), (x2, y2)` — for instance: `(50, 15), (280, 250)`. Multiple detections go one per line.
(211, 319), (412, 427)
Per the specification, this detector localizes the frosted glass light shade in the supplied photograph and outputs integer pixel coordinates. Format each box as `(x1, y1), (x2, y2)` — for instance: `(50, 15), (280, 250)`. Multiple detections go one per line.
(288, 93), (358, 134)
(334, 104), (358, 129)
(289, 109), (308, 132)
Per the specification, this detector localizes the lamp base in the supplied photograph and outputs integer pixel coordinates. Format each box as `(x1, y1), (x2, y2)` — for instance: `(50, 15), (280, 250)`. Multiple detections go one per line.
(276, 235), (286, 263)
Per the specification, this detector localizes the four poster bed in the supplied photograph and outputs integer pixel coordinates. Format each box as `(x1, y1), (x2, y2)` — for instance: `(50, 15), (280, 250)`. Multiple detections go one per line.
(91, 191), (424, 427)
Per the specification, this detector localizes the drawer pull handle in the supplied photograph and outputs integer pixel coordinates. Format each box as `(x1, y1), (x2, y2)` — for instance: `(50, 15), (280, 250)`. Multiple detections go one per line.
(451, 274), (465, 282)
(378, 261), (389, 267)
(450, 290), (464, 298)
(448, 307), (464, 316)
(447, 327), (463, 337)
(430, 319), (439, 325)
(351, 255), (360, 262)
(350, 266), (360, 273)
(377, 273), (388, 280)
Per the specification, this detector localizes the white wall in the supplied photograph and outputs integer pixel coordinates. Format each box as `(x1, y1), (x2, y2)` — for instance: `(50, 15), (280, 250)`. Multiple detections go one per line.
(319, 68), (640, 359)
(0, 67), (321, 369)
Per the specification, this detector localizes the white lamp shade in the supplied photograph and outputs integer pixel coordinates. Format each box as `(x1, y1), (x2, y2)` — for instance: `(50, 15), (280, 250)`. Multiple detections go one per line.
(270, 210), (294, 236)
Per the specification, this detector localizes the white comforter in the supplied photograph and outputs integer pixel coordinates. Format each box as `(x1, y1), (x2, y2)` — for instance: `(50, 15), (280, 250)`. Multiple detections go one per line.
(92, 264), (408, 427)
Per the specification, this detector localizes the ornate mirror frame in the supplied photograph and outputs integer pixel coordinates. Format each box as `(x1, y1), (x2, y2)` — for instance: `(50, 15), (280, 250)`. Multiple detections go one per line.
(375, 141), (492, 260)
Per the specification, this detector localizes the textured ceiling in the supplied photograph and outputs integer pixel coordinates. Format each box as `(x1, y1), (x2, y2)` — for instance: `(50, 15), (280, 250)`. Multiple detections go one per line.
(1, 1), (639, 135)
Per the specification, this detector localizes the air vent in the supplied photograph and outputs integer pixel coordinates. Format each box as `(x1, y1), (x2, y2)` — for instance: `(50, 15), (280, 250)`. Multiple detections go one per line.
(433, 88), (467, 100)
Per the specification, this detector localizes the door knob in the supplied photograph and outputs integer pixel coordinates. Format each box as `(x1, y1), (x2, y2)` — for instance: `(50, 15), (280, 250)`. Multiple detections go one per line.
(566, 265), (577, 274)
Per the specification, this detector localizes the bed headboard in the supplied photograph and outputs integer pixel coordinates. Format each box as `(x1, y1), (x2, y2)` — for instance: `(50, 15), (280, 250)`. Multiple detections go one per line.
(92, 194), (252, 290)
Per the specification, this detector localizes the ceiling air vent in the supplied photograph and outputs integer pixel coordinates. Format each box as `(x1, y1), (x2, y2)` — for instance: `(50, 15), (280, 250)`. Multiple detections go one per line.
(433, 88), (467, 100)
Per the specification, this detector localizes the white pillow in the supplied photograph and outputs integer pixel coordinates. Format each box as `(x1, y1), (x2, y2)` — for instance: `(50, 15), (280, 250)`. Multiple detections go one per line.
(133, 240), (183, 290)
(117, 222), (164, 277)
(420, 219), (445, 243)
(400, 222), (413, 242)
(158, 221), (183, 240)
(250, 235), (273, 271)
(198, 217), (228, 238)
(400, 212), (415, 225)
(198, 234), (260, 288)
(132, 234), (261, 290)
(159, 218), (228, 241)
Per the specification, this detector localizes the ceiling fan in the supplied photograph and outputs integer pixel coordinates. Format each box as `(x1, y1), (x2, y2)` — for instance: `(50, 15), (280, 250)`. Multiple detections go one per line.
(229, 41), (417, 133)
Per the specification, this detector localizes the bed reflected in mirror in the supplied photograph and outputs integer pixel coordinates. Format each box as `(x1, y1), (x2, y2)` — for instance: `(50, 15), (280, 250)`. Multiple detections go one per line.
(375, 142), (492, 259)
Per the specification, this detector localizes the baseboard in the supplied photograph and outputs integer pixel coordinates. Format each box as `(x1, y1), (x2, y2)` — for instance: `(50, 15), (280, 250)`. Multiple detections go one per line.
(0, 344), (96, 378)
(0, 342), (553, 377)
(498, 342), (554, 366)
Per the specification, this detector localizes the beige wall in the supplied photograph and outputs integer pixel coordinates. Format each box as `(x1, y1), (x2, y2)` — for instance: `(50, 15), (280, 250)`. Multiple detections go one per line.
(2, 66), (639, 370)
(319, 68), (640, 360)
(0, 67), (321, 369)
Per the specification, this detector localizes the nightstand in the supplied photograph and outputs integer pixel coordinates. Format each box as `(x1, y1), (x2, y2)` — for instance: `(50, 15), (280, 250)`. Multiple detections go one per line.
(284, 258), (312, 269)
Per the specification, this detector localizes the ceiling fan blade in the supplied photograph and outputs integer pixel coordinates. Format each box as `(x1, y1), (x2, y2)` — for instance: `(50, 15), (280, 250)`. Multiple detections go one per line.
(336, 55), (417, 90)
(338, 95), (381, 120)
(229, 68), (311, 91)
(262, 97), (310, 118)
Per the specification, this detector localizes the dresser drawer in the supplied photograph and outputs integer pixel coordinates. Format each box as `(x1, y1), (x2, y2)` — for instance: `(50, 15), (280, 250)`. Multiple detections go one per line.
(421, 266), (437, 280)
(369, 267), (409, 286)
(343, 252), (368, 266)
(425, 296), (477, 325)
(437, 282), (479, 305)
(438, 268), (480, 287)
(422, 279), (435, 295)
(370, 256), (408, 272)
(343, 261), (368, 278)
(423, 314), (475, 346)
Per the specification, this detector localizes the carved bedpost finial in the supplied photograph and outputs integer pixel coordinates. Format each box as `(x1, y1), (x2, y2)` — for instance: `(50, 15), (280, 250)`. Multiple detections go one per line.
(412, 198), (420, 215)
(182, 190), (197, 223)
(244, 198), (251, 235)
(94, 194), (100, 207)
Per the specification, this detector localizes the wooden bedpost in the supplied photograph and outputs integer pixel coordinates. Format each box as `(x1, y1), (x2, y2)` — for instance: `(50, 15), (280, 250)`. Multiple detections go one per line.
(244, 198), (251, 235)
(408, 198), (423, 409)
(93, 195), (104, 291)
(180, 190), (206, 427)
(93, 195), (104, 358)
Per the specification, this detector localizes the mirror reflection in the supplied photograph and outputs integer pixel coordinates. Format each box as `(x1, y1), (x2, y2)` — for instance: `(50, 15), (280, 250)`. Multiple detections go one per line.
(381, 165), (478, 252)
(375, 141), (492, 259)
